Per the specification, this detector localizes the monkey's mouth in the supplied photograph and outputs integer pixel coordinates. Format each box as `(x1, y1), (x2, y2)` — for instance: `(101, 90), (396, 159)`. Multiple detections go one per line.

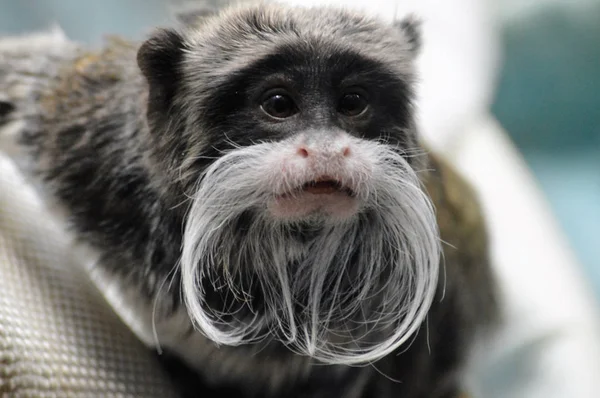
(270, 177), (358, 220)
(301, 178), (355, 196)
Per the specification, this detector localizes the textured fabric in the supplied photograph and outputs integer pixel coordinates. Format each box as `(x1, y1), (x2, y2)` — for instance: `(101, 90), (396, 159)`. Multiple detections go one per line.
(0, 154), (177, 397)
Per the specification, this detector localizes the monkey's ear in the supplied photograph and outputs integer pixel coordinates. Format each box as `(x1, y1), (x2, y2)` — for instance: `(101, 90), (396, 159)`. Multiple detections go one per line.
(393, 14), (422, 56)
(0, 99), (15, 119)
(137, 28), (186, 112)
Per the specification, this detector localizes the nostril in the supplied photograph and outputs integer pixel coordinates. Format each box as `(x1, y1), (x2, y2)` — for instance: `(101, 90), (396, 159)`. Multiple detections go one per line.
(297, 147), (310, 158)
(342, 146), (351, 157)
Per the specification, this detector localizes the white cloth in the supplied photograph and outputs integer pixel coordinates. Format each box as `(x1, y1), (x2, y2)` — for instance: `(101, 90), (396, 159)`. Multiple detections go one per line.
(452, 116), (600, 398)
(0, 155), (177, 397)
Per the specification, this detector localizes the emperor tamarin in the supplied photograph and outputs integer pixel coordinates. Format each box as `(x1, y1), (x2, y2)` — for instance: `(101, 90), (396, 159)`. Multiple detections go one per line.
(0, 2), (498, 397)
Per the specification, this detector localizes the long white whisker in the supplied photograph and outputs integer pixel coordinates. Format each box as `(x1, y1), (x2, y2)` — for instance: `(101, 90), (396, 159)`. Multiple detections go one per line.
(179, 138), (440, 365)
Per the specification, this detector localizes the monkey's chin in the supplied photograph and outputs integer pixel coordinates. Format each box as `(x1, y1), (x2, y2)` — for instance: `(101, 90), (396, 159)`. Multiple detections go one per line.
(268, 191), (359, 221)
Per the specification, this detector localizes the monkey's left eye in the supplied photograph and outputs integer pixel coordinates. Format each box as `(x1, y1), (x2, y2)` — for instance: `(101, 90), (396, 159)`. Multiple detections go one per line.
(338, 92), (369, 117)
(261, 91), (298, 119)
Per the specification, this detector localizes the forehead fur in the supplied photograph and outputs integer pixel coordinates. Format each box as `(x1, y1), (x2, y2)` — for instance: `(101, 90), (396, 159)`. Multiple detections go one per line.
(179, 2), (418, 91)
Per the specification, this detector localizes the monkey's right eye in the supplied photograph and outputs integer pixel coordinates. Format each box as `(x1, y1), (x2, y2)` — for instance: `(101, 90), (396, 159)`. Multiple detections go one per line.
(260, 91), (298, 119)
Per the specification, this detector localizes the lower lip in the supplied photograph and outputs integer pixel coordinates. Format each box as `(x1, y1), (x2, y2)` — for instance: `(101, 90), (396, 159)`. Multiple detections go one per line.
(270, 189), (359, 220)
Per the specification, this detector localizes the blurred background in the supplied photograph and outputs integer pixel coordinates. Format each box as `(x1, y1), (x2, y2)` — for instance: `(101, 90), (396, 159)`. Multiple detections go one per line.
(0, 0), (597, 297)
(494, 0), (600, 295)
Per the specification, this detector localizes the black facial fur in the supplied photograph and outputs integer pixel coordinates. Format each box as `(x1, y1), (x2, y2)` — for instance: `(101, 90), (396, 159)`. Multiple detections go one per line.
(182, 43), (419, 178)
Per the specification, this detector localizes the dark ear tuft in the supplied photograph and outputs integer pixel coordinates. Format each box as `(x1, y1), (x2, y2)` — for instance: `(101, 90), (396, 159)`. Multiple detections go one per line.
(0, 99), (15, 118)
(137, 28), (186, 113)
(393, 14), (422, 56)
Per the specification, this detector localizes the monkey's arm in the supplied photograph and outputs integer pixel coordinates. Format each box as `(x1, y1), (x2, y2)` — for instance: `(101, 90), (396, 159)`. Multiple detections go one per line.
(423, 151), (499, 397)
(426, 150), (499, 329)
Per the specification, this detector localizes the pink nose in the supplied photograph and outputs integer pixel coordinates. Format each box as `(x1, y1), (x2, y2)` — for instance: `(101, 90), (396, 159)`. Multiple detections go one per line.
(296, 145), (351, 159)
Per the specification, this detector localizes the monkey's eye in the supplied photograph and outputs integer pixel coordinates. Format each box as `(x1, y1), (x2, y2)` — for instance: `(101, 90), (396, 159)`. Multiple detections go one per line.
(261, 91), (298, 119)
(338, 92), (369, 117)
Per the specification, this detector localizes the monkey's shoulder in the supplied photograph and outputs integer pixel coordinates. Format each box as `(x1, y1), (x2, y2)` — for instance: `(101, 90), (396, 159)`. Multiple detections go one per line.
(424, 150), (499, 326)
(424, 151), (488, 262)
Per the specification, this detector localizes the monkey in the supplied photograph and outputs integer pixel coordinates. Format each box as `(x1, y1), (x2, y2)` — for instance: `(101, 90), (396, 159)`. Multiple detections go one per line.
(0, 3), (498, 398)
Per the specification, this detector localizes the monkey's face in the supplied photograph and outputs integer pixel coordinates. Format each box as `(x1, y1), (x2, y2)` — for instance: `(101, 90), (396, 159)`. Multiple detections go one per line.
(138, 4), (440, 365)
(196, 41), (421, 223)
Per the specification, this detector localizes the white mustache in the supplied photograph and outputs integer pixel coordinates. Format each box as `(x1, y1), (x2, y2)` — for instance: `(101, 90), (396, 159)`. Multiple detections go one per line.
(180, 137), (440, 365)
